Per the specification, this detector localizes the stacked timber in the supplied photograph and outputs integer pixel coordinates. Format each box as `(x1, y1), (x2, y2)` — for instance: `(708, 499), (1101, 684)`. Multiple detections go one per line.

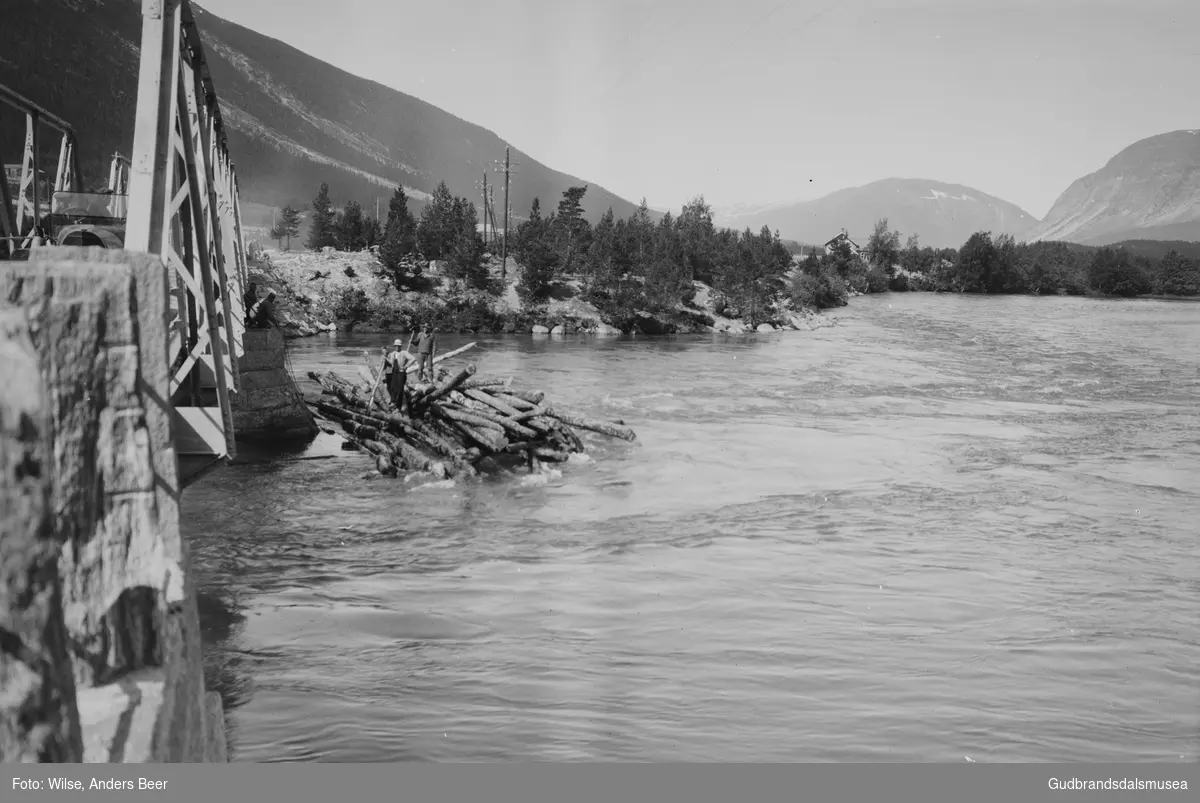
(305, 342), (636, 479)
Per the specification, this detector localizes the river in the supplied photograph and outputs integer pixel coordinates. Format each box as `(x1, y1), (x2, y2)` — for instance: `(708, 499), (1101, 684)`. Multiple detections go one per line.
(183, 293), (1200, 762)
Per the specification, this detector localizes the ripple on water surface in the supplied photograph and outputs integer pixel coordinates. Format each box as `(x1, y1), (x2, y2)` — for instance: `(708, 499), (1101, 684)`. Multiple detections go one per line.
(186, 293), (1200, 762)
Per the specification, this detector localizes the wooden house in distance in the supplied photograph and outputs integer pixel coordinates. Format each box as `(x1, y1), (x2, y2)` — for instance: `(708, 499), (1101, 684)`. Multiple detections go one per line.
(824, 229), (862, 256)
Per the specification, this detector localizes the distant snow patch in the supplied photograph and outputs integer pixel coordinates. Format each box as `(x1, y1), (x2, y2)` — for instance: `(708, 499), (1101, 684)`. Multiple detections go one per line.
(920, 189), (978, 202)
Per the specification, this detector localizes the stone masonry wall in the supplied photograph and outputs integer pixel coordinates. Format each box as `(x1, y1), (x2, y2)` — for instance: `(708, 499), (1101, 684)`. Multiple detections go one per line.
(0, 247), (226, 763)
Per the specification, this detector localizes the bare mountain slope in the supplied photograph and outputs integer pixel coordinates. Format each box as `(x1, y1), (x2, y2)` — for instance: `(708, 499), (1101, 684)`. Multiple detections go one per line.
(0, 0), (649, 224)
(1026, 130), (1200, 246)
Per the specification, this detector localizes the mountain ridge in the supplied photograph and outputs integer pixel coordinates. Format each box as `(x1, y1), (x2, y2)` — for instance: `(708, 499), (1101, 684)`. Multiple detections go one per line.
(1025, 129), (1200, 245)
(712, 177), (1040, 249)
(0, 0), (655, 228)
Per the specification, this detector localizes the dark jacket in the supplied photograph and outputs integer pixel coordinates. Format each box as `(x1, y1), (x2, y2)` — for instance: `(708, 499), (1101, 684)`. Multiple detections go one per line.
(413, 332), (436, 354)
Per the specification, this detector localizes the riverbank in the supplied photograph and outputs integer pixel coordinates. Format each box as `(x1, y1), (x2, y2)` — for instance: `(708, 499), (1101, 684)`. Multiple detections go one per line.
(245, 247), (839, 339)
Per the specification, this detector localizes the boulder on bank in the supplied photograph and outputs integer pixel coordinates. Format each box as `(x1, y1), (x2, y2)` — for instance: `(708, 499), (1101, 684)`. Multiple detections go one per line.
(756, 323), (776, 333)
(787, 313), (812, 331)
(633, 312), (673, 335)
(549, 324), (566, 335)
(531, 324), (550, 334)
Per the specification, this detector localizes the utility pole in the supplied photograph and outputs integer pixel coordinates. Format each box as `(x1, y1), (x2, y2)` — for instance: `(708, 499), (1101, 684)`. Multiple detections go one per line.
(375, 196), (380, 223)
(475, 172), (492, 248)
(492, 145), (520, 281)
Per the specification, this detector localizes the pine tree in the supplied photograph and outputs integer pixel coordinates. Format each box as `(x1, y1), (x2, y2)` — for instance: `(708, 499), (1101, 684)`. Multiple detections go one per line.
(644, 211), (686, 310)
(363, 216), (382, 249)
(447, 203), (491, 292)
(269, 213), (287, 249)
(628, 198), (655, 273)
(513, 197), (543, 264)
(676, 195), (716, 284)
(551, 185), (591, 273)
(306, 183), (336, 250)
(336, 201), (367, 251)
(516, 237), (560, 305)
(584, 207), (616, 291)
(513, 197), (561, 303)
(279, 205), (302, 250)
(379, 186), (418, 284)
(416, 181), (458, 260)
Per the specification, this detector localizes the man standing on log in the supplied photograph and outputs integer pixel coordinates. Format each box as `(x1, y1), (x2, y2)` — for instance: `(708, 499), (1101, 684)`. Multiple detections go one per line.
(409, 322), (437, 383)
(382, 339), (411, 414)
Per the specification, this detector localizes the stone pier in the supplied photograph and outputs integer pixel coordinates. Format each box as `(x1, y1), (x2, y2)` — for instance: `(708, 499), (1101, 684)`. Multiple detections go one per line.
(0, 249), (226, 763)
(232, 325), (317, 441)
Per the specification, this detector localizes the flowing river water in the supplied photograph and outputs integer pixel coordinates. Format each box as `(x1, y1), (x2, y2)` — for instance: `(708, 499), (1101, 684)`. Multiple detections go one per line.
(184, 293), (1200, 762)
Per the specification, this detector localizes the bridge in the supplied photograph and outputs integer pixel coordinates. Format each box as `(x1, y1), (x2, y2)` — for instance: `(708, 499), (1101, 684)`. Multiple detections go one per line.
(2, 0), (254, 485)
(0, 0), (309, 763)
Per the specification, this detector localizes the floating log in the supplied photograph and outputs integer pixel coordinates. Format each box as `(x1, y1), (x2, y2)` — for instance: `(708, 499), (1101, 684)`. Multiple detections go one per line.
(416, 363), (477, 408)
(404, 341), (477, 375)
(402, 420), (465, 461)
(524, 416), (559, 434)
(449, 419), (508, 453)
(463, 388), (524, 418)
(562, 427), (586, 453)
(490, 392), (536, 411)
(459, 377), (507, 391)
(360, 439), (391, 457)
(390, 437), (436, 472)
(506, 389), (545, 406)
(542, 406), (637, 441)
(343, 420), (380, 441)
(512, 405), (549, 422)
(445, 403), (538, 440)
(438, 405), (505, 434)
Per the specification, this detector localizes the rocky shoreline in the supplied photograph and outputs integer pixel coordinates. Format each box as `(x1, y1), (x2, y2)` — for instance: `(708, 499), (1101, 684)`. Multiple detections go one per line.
(246, 246), (840, 340)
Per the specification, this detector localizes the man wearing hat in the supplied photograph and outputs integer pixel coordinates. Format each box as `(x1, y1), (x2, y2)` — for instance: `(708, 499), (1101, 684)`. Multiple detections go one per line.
(381, 338), (412, 415)
(408, 322), (437, 383)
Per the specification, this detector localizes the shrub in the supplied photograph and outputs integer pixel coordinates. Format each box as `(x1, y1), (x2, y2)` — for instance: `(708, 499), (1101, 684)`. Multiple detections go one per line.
(865, 267), (891, 293)
(790, 265), (848, 309)
(327, 285), (371, 323)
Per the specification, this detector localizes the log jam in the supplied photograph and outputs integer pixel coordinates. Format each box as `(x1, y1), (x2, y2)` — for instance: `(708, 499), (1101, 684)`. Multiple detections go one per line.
(305, 344), (636, 477)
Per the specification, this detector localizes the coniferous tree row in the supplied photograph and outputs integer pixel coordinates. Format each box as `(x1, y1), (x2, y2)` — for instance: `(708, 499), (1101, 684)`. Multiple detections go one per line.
(297, 180), (1200, 313)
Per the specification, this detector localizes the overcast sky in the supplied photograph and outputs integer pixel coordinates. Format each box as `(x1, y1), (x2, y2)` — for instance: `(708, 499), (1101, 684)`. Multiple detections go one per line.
(199, 0), (1199, 218)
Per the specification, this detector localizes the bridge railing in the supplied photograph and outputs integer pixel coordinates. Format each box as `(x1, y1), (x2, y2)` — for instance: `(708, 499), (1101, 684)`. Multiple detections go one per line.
(125, 0), (248, 461)
(0, 82), (84, 249)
